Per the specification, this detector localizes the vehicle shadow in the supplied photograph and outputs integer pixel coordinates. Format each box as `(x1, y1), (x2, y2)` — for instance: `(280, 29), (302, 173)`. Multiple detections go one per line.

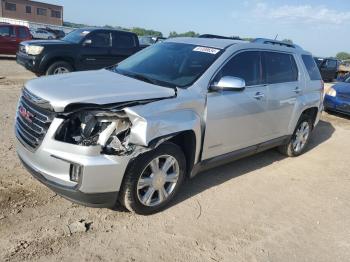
(169, 119), (335, 209)
(0, 55), (16, 60)
(325, 110), (350, 121)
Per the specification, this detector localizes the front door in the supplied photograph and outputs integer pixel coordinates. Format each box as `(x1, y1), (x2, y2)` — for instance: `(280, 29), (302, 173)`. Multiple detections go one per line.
(0, 26), (17, 55)
(78, 31), (114, 70)
(203, 51), (272, 160)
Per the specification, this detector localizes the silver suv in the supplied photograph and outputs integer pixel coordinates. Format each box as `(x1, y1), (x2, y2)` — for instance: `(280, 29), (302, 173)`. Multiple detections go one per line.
(15, 37), (323, 214)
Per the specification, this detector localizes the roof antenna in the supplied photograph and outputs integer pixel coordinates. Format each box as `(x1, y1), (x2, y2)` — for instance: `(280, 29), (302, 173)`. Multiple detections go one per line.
(274, 34), (279, 40)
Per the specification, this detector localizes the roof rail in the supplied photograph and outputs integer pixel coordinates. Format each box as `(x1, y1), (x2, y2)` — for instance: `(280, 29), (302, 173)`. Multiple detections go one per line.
(199, 34), (243, 41)
(252, 38), (302, 49)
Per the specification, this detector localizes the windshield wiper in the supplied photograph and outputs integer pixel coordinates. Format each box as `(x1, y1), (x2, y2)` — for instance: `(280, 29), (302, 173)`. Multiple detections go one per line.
(114, 68), (178, 91)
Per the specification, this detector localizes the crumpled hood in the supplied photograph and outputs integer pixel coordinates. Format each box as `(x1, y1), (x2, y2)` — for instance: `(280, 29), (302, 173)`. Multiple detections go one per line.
(25, 69), (176, 112)
(334, 82), (350, 95)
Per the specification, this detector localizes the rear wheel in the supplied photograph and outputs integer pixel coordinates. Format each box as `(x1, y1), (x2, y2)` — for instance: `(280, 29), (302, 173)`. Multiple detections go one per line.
(46, 61), (73, 75)
(120, 142), (186, 215)
(278, 115), (313, 157)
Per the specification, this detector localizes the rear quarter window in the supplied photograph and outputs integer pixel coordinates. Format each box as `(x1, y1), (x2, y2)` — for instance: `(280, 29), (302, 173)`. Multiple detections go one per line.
(264, 52), (298, 84)
(302, 55), (322, 80)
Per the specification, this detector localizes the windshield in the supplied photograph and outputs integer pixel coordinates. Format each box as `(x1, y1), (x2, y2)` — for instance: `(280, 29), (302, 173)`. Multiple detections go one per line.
(62, 29), (91, 44)
(113, 42), (222, 88)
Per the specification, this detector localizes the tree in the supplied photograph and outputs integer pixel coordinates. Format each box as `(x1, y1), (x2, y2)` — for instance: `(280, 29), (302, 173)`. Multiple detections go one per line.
(282, 39), (293, 44)
(169, 31), (199, 38)
(336, 52), (350, 61)
(131, 27), (163, 37)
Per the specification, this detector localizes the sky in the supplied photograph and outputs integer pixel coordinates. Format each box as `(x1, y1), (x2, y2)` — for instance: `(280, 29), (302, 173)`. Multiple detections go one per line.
(43, 0), (350, 57)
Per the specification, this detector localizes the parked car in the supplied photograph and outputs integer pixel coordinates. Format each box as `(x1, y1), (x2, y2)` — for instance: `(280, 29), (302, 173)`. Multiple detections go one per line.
(15, 38), (323, 214)
(314, 57), (340, 82)
(324, 76), (350, 115)
(38, 27), (65, 39)
(139, 36), (166, 48)
(0, 24), (32, 55)
(30, 29), (56, 40)
(17, 28), (142, 76)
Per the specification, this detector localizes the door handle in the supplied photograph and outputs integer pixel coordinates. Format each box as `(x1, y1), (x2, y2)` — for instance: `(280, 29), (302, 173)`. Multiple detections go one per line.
(254, 92), (265, 100)
(86, 58), (96, 61)
(293, 87), (301, 93)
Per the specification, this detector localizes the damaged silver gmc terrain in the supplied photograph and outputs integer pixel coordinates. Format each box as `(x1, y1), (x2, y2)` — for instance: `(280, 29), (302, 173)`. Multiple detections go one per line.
(15, 37), (323, 214)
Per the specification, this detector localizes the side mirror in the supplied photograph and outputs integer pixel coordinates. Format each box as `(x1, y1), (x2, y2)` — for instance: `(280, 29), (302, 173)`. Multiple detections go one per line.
(83, 39), (92, 46)
(210, 76), (246, 92)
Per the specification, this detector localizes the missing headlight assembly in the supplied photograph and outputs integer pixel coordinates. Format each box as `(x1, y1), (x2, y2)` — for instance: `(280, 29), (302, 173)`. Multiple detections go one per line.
(55, 110), (134, 155)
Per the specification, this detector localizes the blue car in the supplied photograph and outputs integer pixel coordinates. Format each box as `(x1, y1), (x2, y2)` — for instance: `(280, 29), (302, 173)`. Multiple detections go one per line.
(324, 77), (350, 115)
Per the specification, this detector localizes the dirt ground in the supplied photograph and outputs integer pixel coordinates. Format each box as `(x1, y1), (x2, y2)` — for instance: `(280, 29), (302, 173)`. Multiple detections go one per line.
(0, 57), (350, 262)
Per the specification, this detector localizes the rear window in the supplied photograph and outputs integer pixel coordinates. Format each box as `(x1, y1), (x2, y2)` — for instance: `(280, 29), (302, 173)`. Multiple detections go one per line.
(18, 27), (29, 39)
(302, 55), (322, 80)
(264, 52), (298, 84)
(113, 33), (136, 48)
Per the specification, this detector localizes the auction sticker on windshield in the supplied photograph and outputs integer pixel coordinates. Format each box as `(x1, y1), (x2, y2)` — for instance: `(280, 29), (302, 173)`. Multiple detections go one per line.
(193, 46), (220, 55)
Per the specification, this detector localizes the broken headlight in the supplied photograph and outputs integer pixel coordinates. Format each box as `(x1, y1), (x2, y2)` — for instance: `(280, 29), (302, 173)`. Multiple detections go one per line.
(55, 111), (133, 155)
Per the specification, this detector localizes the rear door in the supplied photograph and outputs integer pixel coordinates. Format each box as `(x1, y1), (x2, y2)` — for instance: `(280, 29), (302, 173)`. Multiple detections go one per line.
(203, 51), (271, 159)
(0, 25), (17, 55)
(263, 51), (301, 137)
(111, 32), (138, 64)
(323, 59), (338, 81)
(79, 31), (113, 70)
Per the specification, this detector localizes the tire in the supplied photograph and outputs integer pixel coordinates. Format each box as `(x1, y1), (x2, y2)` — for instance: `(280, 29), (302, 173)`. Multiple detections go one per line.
(278, 115), (313, 157)
(46, 61), (73, 75)
(120, 142), (186, 215)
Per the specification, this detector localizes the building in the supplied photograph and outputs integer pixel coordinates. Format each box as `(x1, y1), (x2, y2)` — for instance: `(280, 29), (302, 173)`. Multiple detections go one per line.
(0, 0), (63, 26)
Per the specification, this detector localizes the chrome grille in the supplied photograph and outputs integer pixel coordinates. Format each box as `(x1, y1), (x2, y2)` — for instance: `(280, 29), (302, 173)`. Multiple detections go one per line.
(15, 92), (55, 151)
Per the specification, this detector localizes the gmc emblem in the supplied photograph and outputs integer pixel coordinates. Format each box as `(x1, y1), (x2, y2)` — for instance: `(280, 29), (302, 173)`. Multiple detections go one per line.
(19, 105), (34, 123)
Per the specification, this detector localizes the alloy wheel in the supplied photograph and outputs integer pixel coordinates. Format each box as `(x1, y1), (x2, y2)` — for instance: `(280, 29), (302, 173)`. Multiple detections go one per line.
(137, 155), (180, 207)
(292, 121), (310, 153)
(53, 67), (69, 74)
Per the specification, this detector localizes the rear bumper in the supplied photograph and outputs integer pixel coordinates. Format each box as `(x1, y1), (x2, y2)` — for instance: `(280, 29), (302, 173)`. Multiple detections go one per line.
(16, 52), (43, 74)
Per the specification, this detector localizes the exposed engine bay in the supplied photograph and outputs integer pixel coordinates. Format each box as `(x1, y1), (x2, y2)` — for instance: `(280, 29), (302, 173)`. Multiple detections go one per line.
(55, 110), (134, 155)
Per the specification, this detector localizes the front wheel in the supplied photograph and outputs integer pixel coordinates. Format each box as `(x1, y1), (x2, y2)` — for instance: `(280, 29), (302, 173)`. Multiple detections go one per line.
(120, 142), (186, 215)
(278, 115), (313, 157)
(46, 61), (73, 75)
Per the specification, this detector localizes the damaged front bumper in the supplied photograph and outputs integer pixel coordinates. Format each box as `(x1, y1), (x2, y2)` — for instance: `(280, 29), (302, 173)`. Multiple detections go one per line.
(17, 118), (132, 208)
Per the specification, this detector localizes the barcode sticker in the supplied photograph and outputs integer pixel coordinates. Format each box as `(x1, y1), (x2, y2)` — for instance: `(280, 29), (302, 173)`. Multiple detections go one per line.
(193, 46), (220, 54)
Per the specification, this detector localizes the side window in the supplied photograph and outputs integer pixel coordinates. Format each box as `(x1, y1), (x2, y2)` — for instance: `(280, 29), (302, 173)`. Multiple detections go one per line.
(0, 26), (11, 37)
(302, 55), (322, 80)
(325, 59), (337, 69)
(86, 32), (111, 48)
(113, 33), (136, 48)
(0, 26), (15, 37)
(264, 52), (298, 84)
(215, 51), (262, 86)
(18, 27), (28, 39)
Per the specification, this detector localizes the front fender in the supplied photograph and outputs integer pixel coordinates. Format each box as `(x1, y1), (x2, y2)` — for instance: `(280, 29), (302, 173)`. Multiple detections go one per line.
(39, 51), (76, 71)
(125, 108), (202, 163)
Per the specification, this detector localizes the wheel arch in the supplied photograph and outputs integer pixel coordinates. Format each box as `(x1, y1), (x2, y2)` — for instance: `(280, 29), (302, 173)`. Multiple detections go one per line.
(41, 55), (75, 73)
(147, 131), (197, 177)
(301, 107), (319, 128)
